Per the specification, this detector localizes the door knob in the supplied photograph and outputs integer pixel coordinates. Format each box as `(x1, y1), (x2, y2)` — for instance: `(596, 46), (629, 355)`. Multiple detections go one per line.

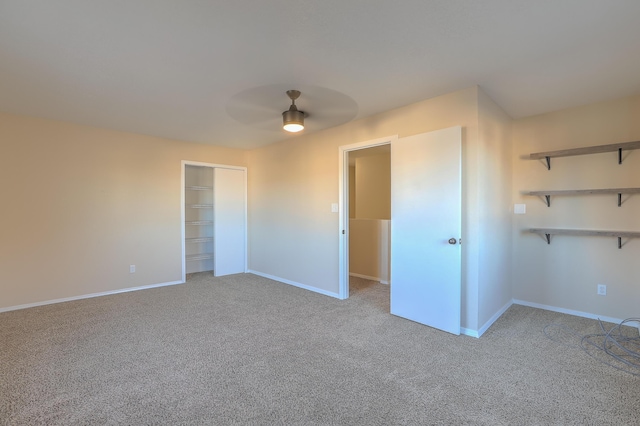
(448, 238), (457, 245)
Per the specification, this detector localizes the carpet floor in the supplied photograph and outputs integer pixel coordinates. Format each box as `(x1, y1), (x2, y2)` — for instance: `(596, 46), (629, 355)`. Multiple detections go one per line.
(1, 273), (639, 425)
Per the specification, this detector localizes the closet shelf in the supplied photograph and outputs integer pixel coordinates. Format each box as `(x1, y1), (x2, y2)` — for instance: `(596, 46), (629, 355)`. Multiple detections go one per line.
(525, 188), (640, 207)
(185, 220), (213, 225)
(530, 140), (640, 170)
(187, 204), (213, 209)
(186, 185), (213, 191)
(186, 253), (214, 262)
(528, 228), (640, 249)
(186, 237), (213, 243)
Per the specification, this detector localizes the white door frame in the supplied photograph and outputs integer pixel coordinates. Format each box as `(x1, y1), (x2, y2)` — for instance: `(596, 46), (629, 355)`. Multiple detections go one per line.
(338, 135), (398, 299)
(181, 160), (248, 282)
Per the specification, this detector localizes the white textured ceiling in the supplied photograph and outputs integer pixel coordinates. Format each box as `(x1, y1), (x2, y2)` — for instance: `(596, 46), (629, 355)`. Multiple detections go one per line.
(1, 1), (639, 149)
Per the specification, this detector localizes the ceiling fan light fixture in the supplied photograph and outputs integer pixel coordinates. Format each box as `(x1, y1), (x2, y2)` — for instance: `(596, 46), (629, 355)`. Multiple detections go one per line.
(282, 90), (305, 132)
(282, 109), (304, 132)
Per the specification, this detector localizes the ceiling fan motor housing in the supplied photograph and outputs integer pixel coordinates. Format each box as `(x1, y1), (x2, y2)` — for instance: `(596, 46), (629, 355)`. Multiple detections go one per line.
(282, 90), (305, 132)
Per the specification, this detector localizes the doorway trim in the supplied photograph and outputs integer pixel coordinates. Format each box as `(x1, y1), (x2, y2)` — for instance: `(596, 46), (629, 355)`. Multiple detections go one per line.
(338, 135), (398, 299)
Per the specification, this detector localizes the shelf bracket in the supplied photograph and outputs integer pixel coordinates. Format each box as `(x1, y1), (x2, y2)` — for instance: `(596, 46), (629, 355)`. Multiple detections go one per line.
(545, 233), (551, 244)
(618, 237), (622, 249)
(619, 148), (623, 165)
(545, 195), (551, 207)
(545, 156), (551, 170)
(618, 193), (622, 207)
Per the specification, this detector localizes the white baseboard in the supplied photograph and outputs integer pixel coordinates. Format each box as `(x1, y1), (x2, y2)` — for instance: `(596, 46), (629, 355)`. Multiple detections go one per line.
(349, 272), (380, 281)
(461, 300), (514, 338)
(248, 270), (341, 299)
(479, 300), (514, 337)
(0, 280), (184, 313)
(461, 298), (638, 338)
(512, 299), (637, 329)
(349, 273), (389, 285)
(460, 327), (479, 338)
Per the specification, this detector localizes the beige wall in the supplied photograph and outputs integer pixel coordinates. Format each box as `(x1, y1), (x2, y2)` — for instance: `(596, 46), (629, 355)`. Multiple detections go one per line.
(2, 86), (517, 336)
(248, 86), (513, 332)
(348, 166), (356, 218)
(354, 153), (390, 219)
(477, 89), (513, 329)
(511, 94), (640, 321)
(5, 86), (637, 331)
(4, 86), (636, 331)
(0, 112), (246, 309)
(349, 219), (390, 282)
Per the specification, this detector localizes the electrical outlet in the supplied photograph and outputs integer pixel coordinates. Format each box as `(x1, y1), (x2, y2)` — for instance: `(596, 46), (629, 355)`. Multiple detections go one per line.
(597, 284), (606, 296)
(130, 265), (136, 274)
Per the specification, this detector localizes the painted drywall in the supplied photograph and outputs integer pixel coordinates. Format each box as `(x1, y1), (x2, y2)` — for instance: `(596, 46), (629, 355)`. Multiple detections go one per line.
(511, 94), (640, 321)
(0, 112), (246, 309)
(1, 86), (515, 336)
(355, 153), (390, 219)
(477, 89), (514, 330)
(349, 219), (390, 282)
(248, 86), (513, 332)
(348, 166), (356, 219)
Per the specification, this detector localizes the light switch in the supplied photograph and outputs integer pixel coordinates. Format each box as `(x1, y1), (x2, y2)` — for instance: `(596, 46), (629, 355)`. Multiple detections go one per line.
(331, 203), (339, 213)
(514, 204), (526, 214)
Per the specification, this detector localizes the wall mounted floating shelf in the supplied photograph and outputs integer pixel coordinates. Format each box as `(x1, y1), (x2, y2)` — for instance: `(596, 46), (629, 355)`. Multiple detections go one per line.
(186, 237), (214, 243)
(186, 253), (214, 262)
(530, 140), (640, 170)
(528, 228), (640, 249)
(185, 220), (213, 226)
(525, 188), (640, 207)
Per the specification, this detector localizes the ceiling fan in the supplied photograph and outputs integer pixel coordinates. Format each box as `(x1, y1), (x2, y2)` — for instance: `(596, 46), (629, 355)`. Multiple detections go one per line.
(282, 90), (305, 133)
(225, 84), (358, 134)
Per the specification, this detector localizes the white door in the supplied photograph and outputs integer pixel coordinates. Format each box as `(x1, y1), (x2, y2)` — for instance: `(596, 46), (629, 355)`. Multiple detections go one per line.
(214, 168), (246, 276)
(390, 126), (461, 335)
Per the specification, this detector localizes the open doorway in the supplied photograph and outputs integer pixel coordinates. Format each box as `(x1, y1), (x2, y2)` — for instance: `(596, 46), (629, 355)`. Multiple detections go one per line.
(347, 145), (391, 311)
(338, 136), (396, 300)
(339, 128), (462, 334)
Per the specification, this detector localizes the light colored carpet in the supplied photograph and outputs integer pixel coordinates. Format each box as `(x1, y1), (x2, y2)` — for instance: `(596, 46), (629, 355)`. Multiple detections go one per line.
(1, 273), (638, 425)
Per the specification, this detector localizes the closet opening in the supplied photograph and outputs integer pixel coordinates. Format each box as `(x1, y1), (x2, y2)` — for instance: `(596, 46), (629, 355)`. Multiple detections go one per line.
(181, 161), (248, 282)
(184, 165), (215, 278)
